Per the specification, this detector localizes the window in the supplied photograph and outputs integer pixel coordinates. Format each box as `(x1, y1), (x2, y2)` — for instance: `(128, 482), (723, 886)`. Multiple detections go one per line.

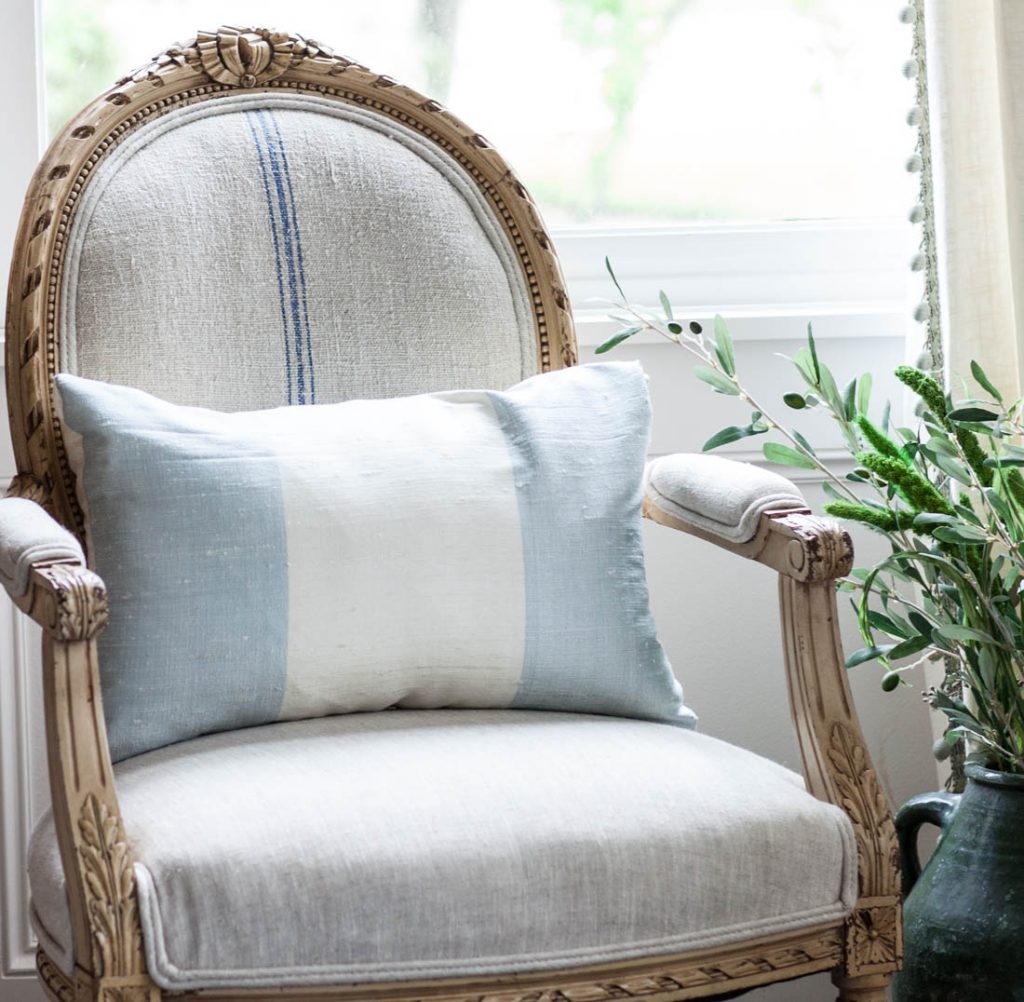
(44, 0), (914, 225)
(4, 0), (920, 348)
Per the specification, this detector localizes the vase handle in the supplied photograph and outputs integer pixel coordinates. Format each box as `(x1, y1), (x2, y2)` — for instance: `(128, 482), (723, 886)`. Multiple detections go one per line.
(895, 791), (960, 895)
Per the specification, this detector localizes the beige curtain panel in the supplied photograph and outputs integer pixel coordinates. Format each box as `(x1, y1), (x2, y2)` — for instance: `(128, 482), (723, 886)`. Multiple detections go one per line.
(928, 0), (1024, 399)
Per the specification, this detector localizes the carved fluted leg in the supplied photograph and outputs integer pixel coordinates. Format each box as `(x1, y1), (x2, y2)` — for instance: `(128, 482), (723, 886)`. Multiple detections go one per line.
(40, 610), (160, 999)
(833, 971), (892, 1001)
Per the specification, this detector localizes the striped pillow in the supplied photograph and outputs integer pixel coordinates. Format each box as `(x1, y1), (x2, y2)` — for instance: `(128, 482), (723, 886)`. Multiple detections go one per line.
(55, 362), (696, 761)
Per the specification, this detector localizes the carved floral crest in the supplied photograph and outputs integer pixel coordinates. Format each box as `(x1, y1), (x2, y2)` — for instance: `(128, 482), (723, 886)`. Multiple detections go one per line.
(118, 26), (343, 90)
(195, 26), (295, 87)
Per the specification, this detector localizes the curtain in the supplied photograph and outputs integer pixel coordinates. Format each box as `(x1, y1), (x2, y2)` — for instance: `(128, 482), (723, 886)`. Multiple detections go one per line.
(927, 0), (1024, 399)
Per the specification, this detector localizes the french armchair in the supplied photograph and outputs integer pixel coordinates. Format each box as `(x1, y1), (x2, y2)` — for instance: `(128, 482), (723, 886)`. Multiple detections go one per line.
(3, 27), (900, 1002)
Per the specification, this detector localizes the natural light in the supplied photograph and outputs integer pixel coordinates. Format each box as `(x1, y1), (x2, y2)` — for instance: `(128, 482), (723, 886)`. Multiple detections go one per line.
(44, 0), (915, 229)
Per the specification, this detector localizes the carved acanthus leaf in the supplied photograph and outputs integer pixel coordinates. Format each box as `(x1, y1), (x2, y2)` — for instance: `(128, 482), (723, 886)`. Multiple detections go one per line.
(77, 794), (144, 979)
(6, 472), (50, 506)
(36, 563), (108, 641)
(827, 723), (900, 898)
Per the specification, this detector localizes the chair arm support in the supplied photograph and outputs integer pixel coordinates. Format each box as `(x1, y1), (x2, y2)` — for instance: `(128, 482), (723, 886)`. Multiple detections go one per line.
(643, 454), (852, 582)
(0, 497), (107, 640)
(0, 485), (133, 988)
(646, 453), (900, 974)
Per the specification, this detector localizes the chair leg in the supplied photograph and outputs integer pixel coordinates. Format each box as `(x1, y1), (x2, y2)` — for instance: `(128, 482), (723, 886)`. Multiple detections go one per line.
(833, 971), (891, 1001)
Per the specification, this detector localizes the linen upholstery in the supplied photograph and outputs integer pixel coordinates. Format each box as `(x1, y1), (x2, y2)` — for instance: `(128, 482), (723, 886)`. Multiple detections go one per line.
(28, 709), (858, 990)
(0, 498), (84, 597)
(55, 362), (694, 762)
(644, 454), (806, 544)
(59, 92), (536, 410)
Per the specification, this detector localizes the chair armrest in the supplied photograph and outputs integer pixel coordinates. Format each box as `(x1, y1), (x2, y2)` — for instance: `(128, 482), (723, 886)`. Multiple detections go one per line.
(0, 496), (84, 595)
(645, 451), (899, 952)
(0, 497), (107, 640)
(644, 453), (807, 542)
(643, 453), (852, 582)
(0, 500), (122, 988)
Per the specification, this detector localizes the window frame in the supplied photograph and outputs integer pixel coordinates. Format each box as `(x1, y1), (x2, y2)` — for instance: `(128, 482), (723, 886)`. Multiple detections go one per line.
(0, 0), (915, 357)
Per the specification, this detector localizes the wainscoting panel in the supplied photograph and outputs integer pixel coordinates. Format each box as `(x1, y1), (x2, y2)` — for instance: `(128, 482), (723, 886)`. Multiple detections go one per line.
(0, 576), (47, 1000)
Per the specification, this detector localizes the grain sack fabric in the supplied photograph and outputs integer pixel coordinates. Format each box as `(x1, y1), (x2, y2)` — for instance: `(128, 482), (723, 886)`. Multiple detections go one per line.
(55, 361), (697, 761)
(59, 92), (536, 411)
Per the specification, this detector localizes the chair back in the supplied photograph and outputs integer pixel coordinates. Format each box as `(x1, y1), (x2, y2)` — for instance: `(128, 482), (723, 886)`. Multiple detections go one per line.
(6, 27), (575, 533)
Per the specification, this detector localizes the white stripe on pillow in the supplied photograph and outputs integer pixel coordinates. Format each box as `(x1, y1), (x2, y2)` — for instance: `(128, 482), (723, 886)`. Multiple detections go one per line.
(273, 393), (526, 718)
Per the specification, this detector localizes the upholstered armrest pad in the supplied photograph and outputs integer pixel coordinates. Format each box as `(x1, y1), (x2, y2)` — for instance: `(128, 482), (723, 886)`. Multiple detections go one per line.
(644, 454), (807, 543)
(0, 498), (84, 597)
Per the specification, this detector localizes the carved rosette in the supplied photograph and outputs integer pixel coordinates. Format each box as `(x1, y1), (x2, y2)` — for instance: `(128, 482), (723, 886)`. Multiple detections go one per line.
(77, 795), (144, 979)
(846, 900), (903, 976)
(847, 904), (897, 974)
(37, 563), (108, 641)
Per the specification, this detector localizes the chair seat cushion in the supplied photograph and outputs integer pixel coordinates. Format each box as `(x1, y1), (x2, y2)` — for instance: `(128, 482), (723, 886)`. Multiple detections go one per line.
(29, 710), (857, 991)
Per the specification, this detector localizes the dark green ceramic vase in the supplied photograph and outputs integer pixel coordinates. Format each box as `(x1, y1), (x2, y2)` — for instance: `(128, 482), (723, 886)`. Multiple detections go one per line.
(893, 761), (1024, 1001)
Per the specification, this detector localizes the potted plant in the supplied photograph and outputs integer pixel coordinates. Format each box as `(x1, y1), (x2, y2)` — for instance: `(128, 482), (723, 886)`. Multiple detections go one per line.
(600, 261), (1024, 1001)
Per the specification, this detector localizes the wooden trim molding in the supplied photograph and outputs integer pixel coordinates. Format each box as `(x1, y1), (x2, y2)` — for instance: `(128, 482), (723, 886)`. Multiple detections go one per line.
(36, 922), (845, 1002)
(37, 950), (73, 1002)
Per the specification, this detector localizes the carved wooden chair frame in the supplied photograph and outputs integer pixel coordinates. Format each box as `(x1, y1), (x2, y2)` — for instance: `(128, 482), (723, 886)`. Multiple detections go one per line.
(4, 26), (900, 1002)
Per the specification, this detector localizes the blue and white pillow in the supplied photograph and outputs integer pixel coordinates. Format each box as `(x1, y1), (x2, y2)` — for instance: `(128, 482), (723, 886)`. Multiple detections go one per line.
(55, 361), (697, 761)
